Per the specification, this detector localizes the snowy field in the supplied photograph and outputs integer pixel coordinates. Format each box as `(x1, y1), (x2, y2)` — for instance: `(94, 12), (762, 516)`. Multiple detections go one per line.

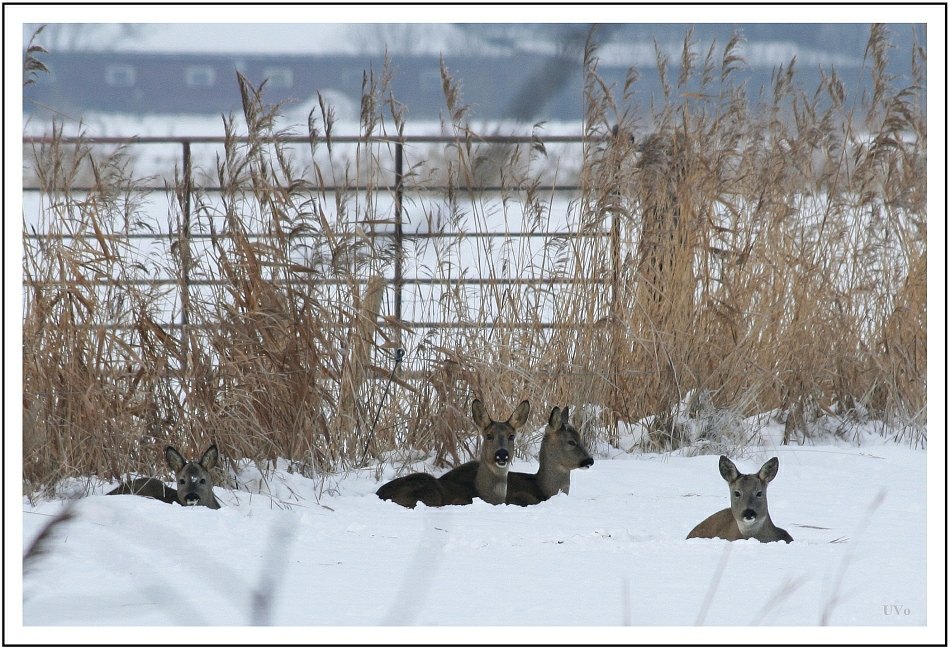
(14, 14), (943, 644)
(15, 417), (941, 644)
(16, 100), (942, 648)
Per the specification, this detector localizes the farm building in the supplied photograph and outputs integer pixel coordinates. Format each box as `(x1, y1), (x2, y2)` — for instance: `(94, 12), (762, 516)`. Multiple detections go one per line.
(24, 50), (606, 122)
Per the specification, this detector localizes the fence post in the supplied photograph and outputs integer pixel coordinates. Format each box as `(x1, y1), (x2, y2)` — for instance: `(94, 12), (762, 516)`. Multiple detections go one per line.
(394, 139), (404, 322)
(181, 140), (192, 330)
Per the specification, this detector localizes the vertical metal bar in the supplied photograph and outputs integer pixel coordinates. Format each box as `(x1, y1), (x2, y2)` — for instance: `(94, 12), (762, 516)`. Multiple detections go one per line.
(394, 139), (404, 322)
(181, 140), (192, 328)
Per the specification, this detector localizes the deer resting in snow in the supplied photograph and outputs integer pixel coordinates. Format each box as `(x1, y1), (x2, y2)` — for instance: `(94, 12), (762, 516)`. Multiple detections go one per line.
(687, 456), (792, 543)
(505, 406), (594, 506)
(376, 400), (530, 507)
(108, 444), (221, 509)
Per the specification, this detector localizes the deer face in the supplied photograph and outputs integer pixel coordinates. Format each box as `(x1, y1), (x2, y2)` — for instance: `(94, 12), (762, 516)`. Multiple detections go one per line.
(720, 456), (778, 536)
(472, 399), (530, 469)
(165, 445), (220, 509)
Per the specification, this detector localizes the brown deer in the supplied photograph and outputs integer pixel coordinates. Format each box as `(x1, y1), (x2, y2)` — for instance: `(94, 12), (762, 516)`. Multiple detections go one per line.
(108, 445), (221, 509)
(376, 399), (530, 508)
(687, 456), (792, 543)
(505, 406), (594, 506)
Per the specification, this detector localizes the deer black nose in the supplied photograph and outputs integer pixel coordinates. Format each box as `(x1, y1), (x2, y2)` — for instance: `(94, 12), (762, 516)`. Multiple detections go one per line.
(494, 449), (509, 466)
(742, 508), (757, 522)
(185, 493), (200, 505)
(579, 457), (594, 469)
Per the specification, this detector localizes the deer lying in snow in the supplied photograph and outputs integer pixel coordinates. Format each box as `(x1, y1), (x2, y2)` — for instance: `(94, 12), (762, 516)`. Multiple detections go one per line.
(505, 406), (593, 506)
(687, 456), (791, 543)
(376, 400), (530, 508)
(108, 444), (221, 509)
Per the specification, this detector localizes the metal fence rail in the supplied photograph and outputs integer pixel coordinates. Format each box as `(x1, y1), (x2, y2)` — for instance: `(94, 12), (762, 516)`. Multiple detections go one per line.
(24, 134), (613, 330)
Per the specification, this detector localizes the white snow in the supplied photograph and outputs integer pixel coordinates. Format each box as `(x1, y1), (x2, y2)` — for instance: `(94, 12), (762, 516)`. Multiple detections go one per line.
(12, 26), (944, 641)
(14, 417), (942, 643)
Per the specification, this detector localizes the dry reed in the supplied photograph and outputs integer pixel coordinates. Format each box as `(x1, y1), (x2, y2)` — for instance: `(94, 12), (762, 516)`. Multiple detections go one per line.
(22, 26), (926, 494)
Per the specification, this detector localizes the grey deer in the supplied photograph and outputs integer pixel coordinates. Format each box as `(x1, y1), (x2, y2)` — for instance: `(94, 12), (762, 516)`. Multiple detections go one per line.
(506, 406), (594, 506)
(108, 444), (221, 509)
(376, 399), (530, 508)
(687, 456), (792, 543)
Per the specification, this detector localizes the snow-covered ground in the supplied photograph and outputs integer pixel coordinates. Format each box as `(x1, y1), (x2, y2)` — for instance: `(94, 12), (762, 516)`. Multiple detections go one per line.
(14, 48), (943, 647)
(14, 416), (941, 643)
(12, 12), (943, 644)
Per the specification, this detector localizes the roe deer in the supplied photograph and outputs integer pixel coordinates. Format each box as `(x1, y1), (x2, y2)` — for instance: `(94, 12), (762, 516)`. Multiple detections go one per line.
(374, 472), (445, 509)
(376, 399), (530, 508)
(108, 445), (221, 509)
(687, 456), (792, 543)
(506, 406), (594, 506)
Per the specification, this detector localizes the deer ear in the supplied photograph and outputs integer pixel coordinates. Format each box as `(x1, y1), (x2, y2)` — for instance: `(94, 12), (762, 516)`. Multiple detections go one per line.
(561, 406), (570, 425)
(165, 446), (186, 473)
(758, 457), (779, 483)
(200, 444), (219, 470)
(472, 399), (492, 429)
(547, 407), (562, 431)
(718, 456), (739, 482)
(508, 400), (530, 428)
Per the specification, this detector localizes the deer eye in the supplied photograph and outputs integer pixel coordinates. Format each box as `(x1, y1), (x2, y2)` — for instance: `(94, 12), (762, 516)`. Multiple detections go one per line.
(756, 491), (762, 497)
(179, 478), (186, 485)
(508, 435), (515, 441)
(486, 434), (493, 441)
(568, 440), (577, 447)
(734, 491), (741, 498)
(200, 478), (206, 484)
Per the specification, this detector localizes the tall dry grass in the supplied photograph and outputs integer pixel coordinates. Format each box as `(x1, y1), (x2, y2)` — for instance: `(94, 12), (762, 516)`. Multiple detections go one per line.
(558, 25), (926, 450)
(22, 25), (926, 494)
(23, 127), (178, 494)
